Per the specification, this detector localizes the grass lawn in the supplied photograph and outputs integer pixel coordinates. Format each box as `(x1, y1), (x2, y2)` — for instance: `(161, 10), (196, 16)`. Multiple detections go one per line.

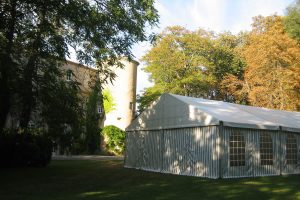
(0, 160), (300, 200)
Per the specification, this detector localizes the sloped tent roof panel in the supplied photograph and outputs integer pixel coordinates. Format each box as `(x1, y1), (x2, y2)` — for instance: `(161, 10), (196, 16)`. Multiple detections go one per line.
(126, 94), (220, 131)
(230, 104), (300, 132)
(126, 94), (300, 132)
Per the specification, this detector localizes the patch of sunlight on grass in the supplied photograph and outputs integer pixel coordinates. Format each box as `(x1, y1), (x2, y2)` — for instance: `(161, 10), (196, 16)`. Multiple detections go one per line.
(296, 192), (300, 200)
(81, 191), (120, 198)
(260, 187), (270, 192)
(160, 183), (169, 187)
(272, 188), (291, 193)
(81, 191), (105, 197)
(243, 181), (265, 186)
(143, 183), (154, 187)
(218, 185), (231, 190)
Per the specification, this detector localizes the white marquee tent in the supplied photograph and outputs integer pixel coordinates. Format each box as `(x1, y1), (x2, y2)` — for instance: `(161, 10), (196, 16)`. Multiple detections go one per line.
(125, 93), (300, 178)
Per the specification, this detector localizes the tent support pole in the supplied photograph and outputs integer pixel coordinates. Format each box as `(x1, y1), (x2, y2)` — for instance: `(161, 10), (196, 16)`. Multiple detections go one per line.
(218, 121), (224, 179)
(279, 126), (282, 175)
(160, 129), (165, 173)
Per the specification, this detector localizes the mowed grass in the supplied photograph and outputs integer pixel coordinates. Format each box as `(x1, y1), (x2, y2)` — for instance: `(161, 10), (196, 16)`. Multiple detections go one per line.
(0, 160), (300, 200)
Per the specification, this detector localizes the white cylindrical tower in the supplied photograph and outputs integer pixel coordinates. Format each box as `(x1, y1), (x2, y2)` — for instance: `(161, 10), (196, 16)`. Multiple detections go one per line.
(103, 58), (138, 130)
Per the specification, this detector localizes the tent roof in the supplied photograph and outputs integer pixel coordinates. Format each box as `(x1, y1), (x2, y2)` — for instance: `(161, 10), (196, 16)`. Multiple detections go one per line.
(126, 93), (300, 132)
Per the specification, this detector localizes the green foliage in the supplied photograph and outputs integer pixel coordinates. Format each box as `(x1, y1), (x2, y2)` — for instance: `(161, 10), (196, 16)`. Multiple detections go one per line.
(0, 0), (158, 156)
(103, 89), (116, 114)
(0, 129), (52, 167)
(40, 61), (84, 154)
(137, 87), (163, 113)
(284, 0), (300, 42)
(141, 20), (300, 111)
(85, 81), (103, 154)
(140, 26), (246, 110)
(0, 0), (159, 132)
(101, 125), (125, 155)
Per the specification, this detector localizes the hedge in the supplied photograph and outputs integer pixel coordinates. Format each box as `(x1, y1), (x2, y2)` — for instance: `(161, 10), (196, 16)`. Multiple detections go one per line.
(101, 125), (125, 155)
(0, 129), (53, 167)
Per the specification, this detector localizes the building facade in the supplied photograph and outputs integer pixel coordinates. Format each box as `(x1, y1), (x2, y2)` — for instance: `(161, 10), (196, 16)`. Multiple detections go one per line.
(65, 58), (138, 130)
(4, 59), (138, 131)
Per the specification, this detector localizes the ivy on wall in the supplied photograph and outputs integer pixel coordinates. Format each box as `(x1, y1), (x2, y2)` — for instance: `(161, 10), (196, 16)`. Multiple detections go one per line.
(103, 89), (116, 114)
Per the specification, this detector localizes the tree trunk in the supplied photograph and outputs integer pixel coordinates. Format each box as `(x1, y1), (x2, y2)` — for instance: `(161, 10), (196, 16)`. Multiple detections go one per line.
(0, 0), (17, 131)
(19, 3), (47, 129)
(0, 59), (11, 130)
(19, 57), (36, 129)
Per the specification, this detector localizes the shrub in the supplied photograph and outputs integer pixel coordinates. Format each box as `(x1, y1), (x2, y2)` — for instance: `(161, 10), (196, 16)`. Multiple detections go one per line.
(101, 125), (125, 155)
(0, 129), (53, 167)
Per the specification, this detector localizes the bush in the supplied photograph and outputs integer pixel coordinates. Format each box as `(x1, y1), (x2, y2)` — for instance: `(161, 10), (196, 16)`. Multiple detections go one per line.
(0, 129), (53, 167)
(101, 125), (125, 155)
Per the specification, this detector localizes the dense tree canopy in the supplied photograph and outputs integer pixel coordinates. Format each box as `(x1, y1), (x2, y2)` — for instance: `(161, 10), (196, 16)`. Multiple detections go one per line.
(142, 26), (216, 98)
(239, 15), (300, 110)
(284, 0), (300, 42)
(0, 0), (158, 153)
(138, 26), (246, 112)
(139, 14), (300, 112)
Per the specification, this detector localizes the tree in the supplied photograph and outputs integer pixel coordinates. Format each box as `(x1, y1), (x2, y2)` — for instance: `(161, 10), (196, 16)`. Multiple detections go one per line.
(211, 32), (247, 101)
(139, 26), (245, 111)
(0, 0), (159, 132)
(137, 87), (162, 113)
(229, 15), (300, 111)
(39, 62), (84, 153)
(140, 26), (216, 110)
(284, 0), (300, 42)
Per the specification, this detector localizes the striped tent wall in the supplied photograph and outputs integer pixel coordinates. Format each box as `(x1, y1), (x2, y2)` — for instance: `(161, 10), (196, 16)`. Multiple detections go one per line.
(281, 131), (300, 175)
(125, 126), (300, 179)
(221, 127), (281, 178)
(125, 126), (220, 179)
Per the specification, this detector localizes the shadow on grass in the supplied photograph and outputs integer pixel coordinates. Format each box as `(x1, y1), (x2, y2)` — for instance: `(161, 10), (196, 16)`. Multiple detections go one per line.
(0, 160), (299, 200)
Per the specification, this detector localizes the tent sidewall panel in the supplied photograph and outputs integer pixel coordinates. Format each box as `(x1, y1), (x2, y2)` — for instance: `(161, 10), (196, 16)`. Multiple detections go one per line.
(161, 126), (219, 178)
(281, 131), (300, 175)
(222, 128), (281, 178)
(125, 126), (220, 179)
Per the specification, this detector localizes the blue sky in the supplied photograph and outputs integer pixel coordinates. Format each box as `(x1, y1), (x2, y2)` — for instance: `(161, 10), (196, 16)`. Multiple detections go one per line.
(134, 0), (295, 94)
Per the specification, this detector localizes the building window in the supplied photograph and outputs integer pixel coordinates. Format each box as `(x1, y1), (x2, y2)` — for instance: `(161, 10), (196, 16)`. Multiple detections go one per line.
(66, 70), (72, 81)
(97, 106), (103, 114)
(129, 102), (133, 110)
(260, 133), (273, 165)
(286, 133), (297, 165)
(229, 132), (245, 167)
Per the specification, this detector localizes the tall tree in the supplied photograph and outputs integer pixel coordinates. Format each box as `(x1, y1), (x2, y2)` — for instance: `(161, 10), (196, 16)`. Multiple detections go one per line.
(284, 0), (300, 42)
(0, 0), (158, 131)
(211, 32), (246, 101)
(227, 15), (300, 111)
(139, 26), (245, 112)
(0, 0), (22, 130)
(39, 61), (84, 153)
(140, 26), (216, 110)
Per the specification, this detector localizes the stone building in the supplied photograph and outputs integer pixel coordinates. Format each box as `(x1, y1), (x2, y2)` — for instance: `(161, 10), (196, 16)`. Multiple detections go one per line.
(65, 58), (139, 130)
(5, 58), (138, 130)
(62, 60), (98, 97)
